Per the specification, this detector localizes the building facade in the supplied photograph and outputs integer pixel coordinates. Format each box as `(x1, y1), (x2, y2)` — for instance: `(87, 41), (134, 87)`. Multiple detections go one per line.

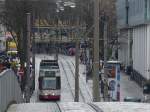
(117, 0), (150, 85)
(0, 25), (6, 52)
(0, 0), (4, 12)
(0, 0), (5, 52)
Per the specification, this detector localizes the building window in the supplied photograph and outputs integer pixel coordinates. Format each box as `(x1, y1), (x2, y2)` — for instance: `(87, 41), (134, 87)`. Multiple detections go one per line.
(147, 0), (150, 20)
(145, 0), (148, 20)
(3, 42), (5, 46)
(126, 0), (129, 25)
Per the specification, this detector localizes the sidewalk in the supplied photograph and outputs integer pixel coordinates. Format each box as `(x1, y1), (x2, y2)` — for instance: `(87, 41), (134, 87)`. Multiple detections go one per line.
(120, 72), (143, 101)
(86, 72), (143, 101)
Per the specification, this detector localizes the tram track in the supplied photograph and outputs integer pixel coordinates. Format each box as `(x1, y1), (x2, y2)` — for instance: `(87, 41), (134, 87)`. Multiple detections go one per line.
(69, 60), (92, 101)
(56, 102), (62, 112)
(60, 56), (86, 102)
(65, 60), (86, 102)
(87, 103), (104, 112)
(59, 61), (75, 100)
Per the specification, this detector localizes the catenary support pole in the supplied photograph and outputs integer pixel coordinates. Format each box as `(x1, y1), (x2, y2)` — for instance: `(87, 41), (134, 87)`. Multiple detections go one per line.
(32, 11), (35, 92)
(93, 0), (100, 102)
(25, 13), (31, 103)
(55, 12), (59, 61)
(103, 21), (109, 101)
(74, 38), (80, 102)
(32, 32), (35, 91)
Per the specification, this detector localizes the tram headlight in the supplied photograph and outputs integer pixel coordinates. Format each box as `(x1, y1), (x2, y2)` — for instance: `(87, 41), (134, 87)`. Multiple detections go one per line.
(52, 92), (55, 96)
(43, 93), (48, 96)
(41, 91), (48, 96)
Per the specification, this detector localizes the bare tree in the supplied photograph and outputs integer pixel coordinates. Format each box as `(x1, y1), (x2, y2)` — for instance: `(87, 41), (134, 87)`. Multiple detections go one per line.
(1, 0), (55, 65)
(0, 0), (53, 91)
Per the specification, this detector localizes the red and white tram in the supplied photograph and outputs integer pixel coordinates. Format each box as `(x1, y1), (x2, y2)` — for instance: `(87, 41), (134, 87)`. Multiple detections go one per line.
(38, 60), (61, 100)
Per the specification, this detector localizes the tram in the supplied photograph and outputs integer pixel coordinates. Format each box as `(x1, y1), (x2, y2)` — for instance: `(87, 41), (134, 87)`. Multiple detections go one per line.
(38, 59), (61, 100)
(40, 60), (59, 70)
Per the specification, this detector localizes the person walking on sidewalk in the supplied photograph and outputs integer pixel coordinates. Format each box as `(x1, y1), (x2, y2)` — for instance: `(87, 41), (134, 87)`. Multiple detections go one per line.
(80, 52), (84, 64)
(100, 80), (104, 96)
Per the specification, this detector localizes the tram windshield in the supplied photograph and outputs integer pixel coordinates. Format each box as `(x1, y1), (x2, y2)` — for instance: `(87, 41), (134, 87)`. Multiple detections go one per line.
(40, 65), (59, 70)
(42, 77), (56, 90)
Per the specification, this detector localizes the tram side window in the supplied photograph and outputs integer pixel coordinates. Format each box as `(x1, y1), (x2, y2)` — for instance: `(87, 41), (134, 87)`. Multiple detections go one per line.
(38, 77), (42, 89)
(56, 77), (61, 89)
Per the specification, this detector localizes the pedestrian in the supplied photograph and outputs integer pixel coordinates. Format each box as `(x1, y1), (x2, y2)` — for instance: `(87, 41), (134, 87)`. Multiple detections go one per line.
(2, 60), (7, 70)
(80, 53), (83, 63)
(5, 59), (11, 69)
(100, 80), (104, 95)
(0, 60), (4, 72)
(84, 55), (88, 65)
(17, 66), (24, 83)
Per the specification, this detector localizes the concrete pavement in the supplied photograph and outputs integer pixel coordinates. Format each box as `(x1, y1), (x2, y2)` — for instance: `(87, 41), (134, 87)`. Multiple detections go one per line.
(120, 72), (143, 101)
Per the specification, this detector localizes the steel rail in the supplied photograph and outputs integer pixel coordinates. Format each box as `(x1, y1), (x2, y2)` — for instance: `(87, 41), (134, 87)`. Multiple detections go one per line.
(56, 102), (62, 112)
(70, 60), (92, 101)
(87, 103), (103, 112)
(60, 56), (85, 102)
(59, 61), (75, 99)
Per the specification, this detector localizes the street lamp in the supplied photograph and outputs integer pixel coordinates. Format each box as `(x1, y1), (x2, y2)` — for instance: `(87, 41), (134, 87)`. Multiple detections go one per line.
(55, 0), (80, 102)
(56, 9), (60, 13)
(60, 6), (64, 11)
(63, 0), (76, 7)
(70, 4), (76, 8)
